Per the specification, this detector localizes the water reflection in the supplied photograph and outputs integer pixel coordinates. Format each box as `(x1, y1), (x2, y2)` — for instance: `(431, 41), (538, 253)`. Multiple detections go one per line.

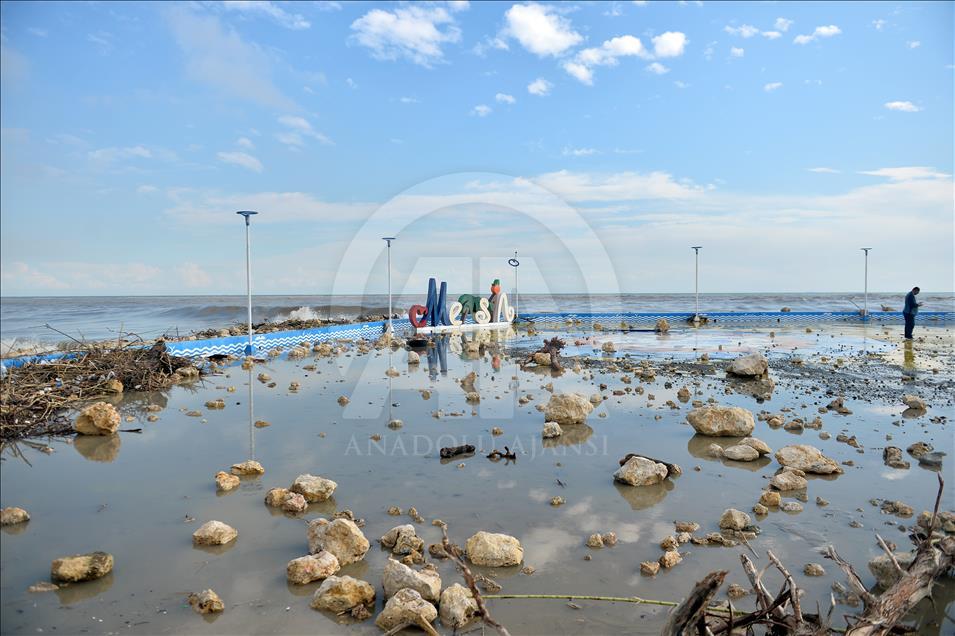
(53, 571), (114, 605)
(427, 336), (449, 378)
(541, 424), (594, 448)
(902, 340), (916, 379)
(613, 480), (673, 510)
(686, 435), (771, 471)
(74, 434), (121, 463)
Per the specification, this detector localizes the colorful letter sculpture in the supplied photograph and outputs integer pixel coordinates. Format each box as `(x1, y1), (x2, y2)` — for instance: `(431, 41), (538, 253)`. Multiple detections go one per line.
(415, 276), (515, 330)
(408, 304), (428, 328)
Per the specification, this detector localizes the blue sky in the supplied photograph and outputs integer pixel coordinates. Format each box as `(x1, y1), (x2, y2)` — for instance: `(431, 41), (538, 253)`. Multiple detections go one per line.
(1, 0), (952, 296)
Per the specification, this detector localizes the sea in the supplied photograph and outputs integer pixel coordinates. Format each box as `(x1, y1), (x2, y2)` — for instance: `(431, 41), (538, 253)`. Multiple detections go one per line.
(1, 292), (951, 351)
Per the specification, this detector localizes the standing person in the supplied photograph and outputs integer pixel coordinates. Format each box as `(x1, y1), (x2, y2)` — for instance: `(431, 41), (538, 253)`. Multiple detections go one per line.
(902, 286), (922, 339)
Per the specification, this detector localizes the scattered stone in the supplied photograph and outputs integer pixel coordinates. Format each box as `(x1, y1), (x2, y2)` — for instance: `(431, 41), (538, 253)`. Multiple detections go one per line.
(740, 437), (772, 456)
(265, 488), (290, 507)
(918, 452), (945, 469)
(660, 535), (678, 551)
(375, 588), (438, 633)
(287, 551), (340, 584)
(687, 406), (755, 436)
(586, 533), (604, 548)
(1, 506), (30, 525)
(74, 402), (120, 435)
(706, 443), (724, 458)
(677, 386), (691, 402)
(781, 501), (804, 513)
(192, 521), (237, 546)
(675, 521), (700, 533)
(771, 470), (808, 491)
(655, 318), (670, 333)
(205, 399), (225, 409)
(282, 492), (308, 513)
(902, 394), (926, 411)
(465, 531), (523, 567)
(188, 589), (224, 614)
(641, 560), (661, 576)
(230, 460), (264, 476)
(337, 396), (350, 406)
(759, 491), (782, 507)
(753, 503), (769, 515)
(719, 509), (751, 531)
(880, 500), (913, 518)
(311, 575), (376, 613)
(544, 393), (594, 425)
(307, 518), (369, 566)
(907, 442), (933, 457)
(27, 582), (58, 593)
(659, 550), (682, 568)
(804, 563), (825, 577)
(542, 421), (563, 438)
(726, 352), (768, 377)
(826, 397), (852, 415)
(602, 531), (617, 546)
(613, 455), (669, 486)
(816, 497), (829, 506)
(550, 496), (565, 506)
(727, 583), (749, 598)
(382, 559), (442, 602)
(775, 445), (843, 474)
(291, 474), (337, 502)
(51, 551), (114, 582)
(883, 447), (910, 470)
(380, 524), (424, 555)
(440, 583), (479, 629)
(215, 471), (240, 492)
(407, 351), (420, 365)
(723, 444), (760, 462)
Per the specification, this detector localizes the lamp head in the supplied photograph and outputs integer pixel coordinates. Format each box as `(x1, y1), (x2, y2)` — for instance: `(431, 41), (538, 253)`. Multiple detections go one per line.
(382, 236), (396, 245)
(237, 210), (258, 225)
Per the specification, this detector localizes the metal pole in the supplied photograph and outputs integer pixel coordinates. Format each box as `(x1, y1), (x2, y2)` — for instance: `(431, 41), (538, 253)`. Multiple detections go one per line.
(691, 246), (702, 322)
(861, 248), (872, 320)
(513, 251), (518, 319)
(237, 211), (258, 355)
(383, 237), (396, 334)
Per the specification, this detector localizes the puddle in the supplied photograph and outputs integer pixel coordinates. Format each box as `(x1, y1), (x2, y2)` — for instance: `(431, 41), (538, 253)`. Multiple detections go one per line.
(1, 325), (952, 634)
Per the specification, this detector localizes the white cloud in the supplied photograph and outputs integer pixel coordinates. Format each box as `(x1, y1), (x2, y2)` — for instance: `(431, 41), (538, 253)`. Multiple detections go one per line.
(88, 146), (152, 162)
(534, 169), (704, 201)
(495, 92), (516, 104)
(764, 82), (783, 92)
(221, 1), (310, 30)
(165, 7), (296, 111)
(632, 1), (647, 5)
(236, 136), (254, 149)
(652, 31), (687, 57)
(315, 1), (342, 11)
(137, 184), (160, 193)
(527, 77), (553, 96)
(646, 62), (669, 74)
(277, 115), (333, 145)
(0, 262), (68, 290)
(176, 262), (213, 287)
(907, 40), (920, 49)
(884, 100), (921, 112)
(563, 35), (650, 84)
(762, 31), (781, 40)
(872, 19), (886, 31)
(562, 147), (597, 157)
(87, 32), (113, 55)
(730, 46), (744, 58)
(775, 17), (793, 32)
(673, 80), (689, 89)
(217, 150), (263, 172)
(399, 96), (419, 103)
(724, 24), (760, 38)
(794, 25), (841, 45)
(808, 167), (840, 174)
(859, 166), (948, 181)
(471, 104), (492, 117)
(345, 77), (358, 89)
(503, 3), (583, 57)
(350, 5), (462, 67)
(27, 27), (48, 37)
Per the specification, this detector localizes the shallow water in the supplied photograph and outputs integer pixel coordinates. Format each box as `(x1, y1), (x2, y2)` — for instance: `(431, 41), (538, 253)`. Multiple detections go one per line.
(1, 325), (953, 635)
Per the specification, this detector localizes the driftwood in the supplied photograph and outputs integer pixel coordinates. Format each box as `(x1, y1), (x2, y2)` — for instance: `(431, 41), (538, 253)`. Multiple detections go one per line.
(521, 337), (566, 371)
(440, 444), (475, 459)
(662, 571), (727, 635)
(618, 453), (683, 478)
(439, 523), (512, 636)
(487, 447), (516, 461)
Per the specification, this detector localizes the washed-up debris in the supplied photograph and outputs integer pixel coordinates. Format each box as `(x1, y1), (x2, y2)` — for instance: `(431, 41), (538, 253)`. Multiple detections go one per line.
(440, 444), (475, 459)
(486, 447), (516, 461)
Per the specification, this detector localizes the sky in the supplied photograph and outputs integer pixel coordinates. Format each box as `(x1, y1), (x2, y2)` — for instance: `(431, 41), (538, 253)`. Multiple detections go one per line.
(0, 0), (952, 297)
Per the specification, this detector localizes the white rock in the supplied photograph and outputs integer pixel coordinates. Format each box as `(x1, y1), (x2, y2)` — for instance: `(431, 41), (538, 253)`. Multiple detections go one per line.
(290, 474), (338, 502)
(439, 583), (478, 629)
(740, 437), (772, 456)
(407, 351), (421, 365)
(775, 445), (843, 474)
(375, 588), (438, 632)
(311, 575), (376, 612)
(902, 394), (926, 411)
(192, 520), (237, 546)
(465, 531), (523, 567)
(382, 559), (441, 602)
(723, 444), (760, 462)
(307, 518), (369, 565)
(727, 352), (768, 377)
(613, 456), (669, 486)
(380, 524), (424, 555)
(74, 402), (120, 435)
(771, 471), (808, 491)
(542, 421), (563, 438)
(719, 509), (751, 531)
(543, 393), (594, 425)
(687, 406), (755, 436)
(287, 551), (340, 584)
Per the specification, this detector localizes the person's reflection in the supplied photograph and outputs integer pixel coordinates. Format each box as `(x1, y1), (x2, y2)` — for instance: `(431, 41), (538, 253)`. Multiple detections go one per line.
(902, 340), (916, 378)
(427, 336), (449, 379)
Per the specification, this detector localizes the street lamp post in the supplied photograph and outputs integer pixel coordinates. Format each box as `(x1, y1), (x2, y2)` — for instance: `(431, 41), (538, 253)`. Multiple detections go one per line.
(861, 247), (872, 321)
(508, 251), (520, 320)
(237, 211), (258, 355)
(382, 237), (396, 334)
(691, 246), (702, 323)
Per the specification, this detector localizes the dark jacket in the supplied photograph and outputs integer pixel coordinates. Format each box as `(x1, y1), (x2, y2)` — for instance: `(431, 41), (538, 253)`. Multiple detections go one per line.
(903, 291), (919, 316)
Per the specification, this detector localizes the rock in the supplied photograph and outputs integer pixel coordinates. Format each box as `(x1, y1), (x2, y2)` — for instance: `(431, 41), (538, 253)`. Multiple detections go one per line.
(687, 406), (755, 436)
(51, 551), (113, 582)
(465, 531), (523, 567)
(655, 318), (670, 333)
(543, 393), (594, 425)
(660, 535), (678, 550)
(105, 378), (123, 393)
(613, 456), (669, 486)
(741, 437), (772, 456)
(771, 470), (808, 491)
(380, 524), (424, 555)
(902, 394), (926, 411)
(640, 560), (661, 576)
(291, 474), (337, 502)
(589, 393), (603, 405)
(586, 533), (604, 548)
(193, 520), (237, 546)
(719, 509), (751, 531)
(282, 492), (308, 513)
(382, 559), (441, 602)
(439, 583), (478, 629)
(880, 500), (913, 517)
(407, 351), (420, 365)
(375, 588), (438, 632)
(230, 460), (264, 476)
(307, 518), (369, 565)
(27, 581), (58, 593)
(775, 445), (843, 474)
(727, 583), (749, 598)
(759, 491), (782, 507)
(542, 421), (563, 438)
(337, 395), (350, 406)
(533, 352), (552, 366)
(868, 552), (915, 588)
(1, 506), (30, 525)
(601, 341), (616, 353)
(215, 471), (240, 492)
(550, 496), (565, 506)
(675, 521), (699, 533)
(883, 447), (910, 469)
(753, 503), (769, 515)
(311, 575), (376, 613)
(287, 551), (340, 584)
(727, 352), (768, 377)
(723, 444), (760, 461)
(188, 589), (224, 614)
(706, 443), (724, 458)
(917, 511), (955, 533)
(265, 487), (290, 507)
(907, 442), (933, 457)
(74, 402), (120, 435)
(659, 550), (682, 568)
(602, 531), (617, 546)
(781, 501), (803, 513)
(804, 563), (827, 578)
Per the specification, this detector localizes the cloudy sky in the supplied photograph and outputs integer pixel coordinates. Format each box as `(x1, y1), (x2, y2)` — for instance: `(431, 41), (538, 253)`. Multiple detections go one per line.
(0, 1), (951, 297)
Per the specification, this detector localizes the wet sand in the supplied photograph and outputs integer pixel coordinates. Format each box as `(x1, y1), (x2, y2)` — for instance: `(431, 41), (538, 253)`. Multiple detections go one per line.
(1, 324), (952, 635)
